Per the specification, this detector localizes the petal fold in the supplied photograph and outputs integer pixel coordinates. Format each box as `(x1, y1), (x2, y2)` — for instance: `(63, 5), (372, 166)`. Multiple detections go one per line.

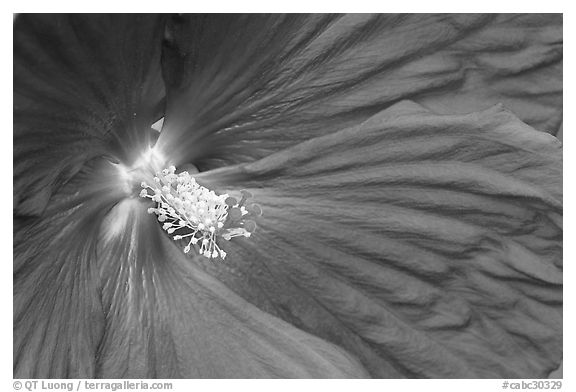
(415, 14), (562, 135)
(198, 101), (562, 378)
(159, 14), (562, 170)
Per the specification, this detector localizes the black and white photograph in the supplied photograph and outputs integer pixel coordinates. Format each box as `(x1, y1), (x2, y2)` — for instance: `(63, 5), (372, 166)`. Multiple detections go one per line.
(11, 10), (564, 387)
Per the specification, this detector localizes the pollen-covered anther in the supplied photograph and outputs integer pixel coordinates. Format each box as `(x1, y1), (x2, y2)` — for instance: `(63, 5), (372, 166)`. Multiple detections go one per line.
(139, 167), (260, 260)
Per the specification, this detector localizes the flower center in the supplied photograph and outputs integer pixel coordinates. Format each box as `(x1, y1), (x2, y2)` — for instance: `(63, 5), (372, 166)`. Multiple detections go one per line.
(113, 146), (168, 196)
(139, 165), (260, 260)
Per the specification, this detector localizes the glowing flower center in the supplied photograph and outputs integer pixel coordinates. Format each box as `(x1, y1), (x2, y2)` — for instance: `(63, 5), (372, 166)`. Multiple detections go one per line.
(139, 165), (260, 259)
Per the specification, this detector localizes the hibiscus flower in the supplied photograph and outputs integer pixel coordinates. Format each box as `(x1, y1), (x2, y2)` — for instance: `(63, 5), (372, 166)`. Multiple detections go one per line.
(14, 14), (562, 378)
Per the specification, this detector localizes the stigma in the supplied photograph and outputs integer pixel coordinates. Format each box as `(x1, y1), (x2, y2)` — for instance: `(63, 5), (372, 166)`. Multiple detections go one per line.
(139, 165), (260, 260)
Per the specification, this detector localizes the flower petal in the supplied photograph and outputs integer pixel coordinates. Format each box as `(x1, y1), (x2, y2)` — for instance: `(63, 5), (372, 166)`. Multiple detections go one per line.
(95, 201), (368, 378)
(159, 14), (562, 170)
(197, 101), (562, 378)
(14, 161), (126, 378)
(14, 14), (166, 215)
(415, 14), (562, 135)
(14, 161), (368, 378)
